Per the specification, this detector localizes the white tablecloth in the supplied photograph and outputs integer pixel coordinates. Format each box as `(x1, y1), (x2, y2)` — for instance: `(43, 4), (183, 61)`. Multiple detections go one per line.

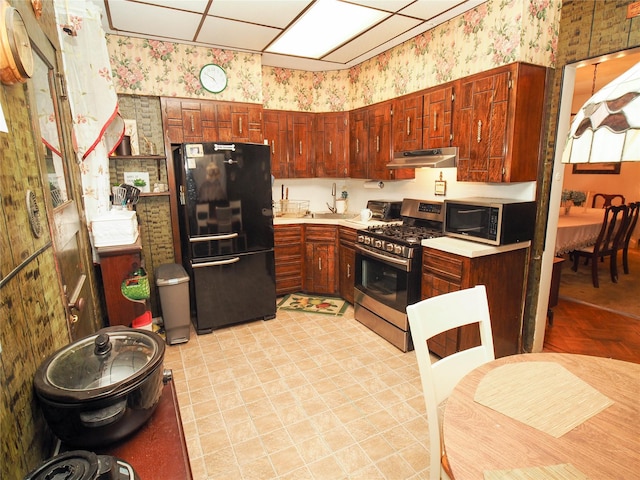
(555, 208), (604, 255)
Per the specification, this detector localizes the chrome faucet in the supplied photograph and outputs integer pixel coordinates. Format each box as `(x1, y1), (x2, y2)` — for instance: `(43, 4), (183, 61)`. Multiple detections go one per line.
(327, 182), (337, 213)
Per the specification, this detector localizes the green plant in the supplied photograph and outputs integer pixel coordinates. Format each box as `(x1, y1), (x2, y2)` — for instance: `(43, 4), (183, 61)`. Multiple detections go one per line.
(133, 178), (147, 187)
(561, 190), (586, 206)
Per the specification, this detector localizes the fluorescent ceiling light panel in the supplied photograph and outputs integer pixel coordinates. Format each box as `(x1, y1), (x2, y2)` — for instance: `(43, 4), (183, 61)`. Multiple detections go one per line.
(266, 0), (388, 58)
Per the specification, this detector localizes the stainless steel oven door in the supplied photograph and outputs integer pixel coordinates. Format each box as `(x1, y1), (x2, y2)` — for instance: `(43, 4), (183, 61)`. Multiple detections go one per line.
(354, 244), (419, 315)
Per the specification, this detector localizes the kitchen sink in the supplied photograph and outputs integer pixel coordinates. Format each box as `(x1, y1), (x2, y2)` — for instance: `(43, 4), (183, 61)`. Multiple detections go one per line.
(309, 212), (352, 219)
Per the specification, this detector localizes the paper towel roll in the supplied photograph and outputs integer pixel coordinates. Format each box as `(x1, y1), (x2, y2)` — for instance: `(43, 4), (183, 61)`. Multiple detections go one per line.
(364, 181), (384, 189)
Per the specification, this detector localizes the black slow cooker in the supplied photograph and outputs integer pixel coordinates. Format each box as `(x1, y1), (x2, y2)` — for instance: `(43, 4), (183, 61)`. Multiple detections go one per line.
(33, 326), (172, 448)
(24, 450), (138, 480)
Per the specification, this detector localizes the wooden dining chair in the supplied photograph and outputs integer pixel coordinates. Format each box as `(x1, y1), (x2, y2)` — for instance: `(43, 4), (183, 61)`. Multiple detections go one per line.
(591, 193), (626, 208)
(407, 285), (495, 480)
(620, 202), (639, 274)
(571, 204), (628, 287)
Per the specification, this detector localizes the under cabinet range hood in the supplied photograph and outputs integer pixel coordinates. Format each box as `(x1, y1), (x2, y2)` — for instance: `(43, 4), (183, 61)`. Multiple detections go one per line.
(387, 146), (458, 169)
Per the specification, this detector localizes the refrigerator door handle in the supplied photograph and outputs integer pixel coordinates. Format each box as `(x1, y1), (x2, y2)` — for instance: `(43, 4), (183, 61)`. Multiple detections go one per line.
(193, 257), (240, 268)
(214, 144), (236, 151)
(190, 233), (238, 242)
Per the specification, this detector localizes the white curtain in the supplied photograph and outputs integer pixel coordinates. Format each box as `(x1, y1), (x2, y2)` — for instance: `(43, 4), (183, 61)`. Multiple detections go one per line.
(54, 0), (122, 221)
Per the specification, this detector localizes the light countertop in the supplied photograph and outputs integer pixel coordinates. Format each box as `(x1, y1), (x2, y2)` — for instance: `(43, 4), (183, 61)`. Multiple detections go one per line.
(422, 236), (531, 258)
(273, 216), (397, 228)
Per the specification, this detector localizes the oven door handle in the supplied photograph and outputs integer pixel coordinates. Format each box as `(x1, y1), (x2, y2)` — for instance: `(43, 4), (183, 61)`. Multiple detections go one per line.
(355, 244), (412, 271)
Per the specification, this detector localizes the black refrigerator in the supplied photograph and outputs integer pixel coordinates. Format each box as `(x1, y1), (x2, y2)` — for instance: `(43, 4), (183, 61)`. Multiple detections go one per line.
(174, 142), (276, 334)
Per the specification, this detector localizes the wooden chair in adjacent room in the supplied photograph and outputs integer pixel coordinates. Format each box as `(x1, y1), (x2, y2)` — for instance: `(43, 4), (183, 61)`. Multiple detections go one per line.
(591, 193), (626, 208)
(407, 285), (495, 480)
(620, 202), (639, 274)
(571, 204), (628, 287)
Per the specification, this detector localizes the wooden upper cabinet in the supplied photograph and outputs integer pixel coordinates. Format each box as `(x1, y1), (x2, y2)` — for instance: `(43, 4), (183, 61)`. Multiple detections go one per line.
(315, 112), (348, 178)
(349, 108), (368, 179)
(263, 110), (289, 178)
(161, 97), (263, 145)
(454, 63), (547, 183)
(393, 93), (423, 152)
(368, 101), (393, 180)
(290, 112), (313, 177)
(162, 97), (216, 144)
(423, 83), (454, 149)
(216, 102), (263, 143)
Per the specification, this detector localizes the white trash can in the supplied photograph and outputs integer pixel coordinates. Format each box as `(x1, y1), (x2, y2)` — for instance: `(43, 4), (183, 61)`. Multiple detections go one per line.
(155, 264), (190, 345)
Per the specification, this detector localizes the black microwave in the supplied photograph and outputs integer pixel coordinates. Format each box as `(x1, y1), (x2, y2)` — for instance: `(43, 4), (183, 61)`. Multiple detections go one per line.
(444, 198), (536, 246)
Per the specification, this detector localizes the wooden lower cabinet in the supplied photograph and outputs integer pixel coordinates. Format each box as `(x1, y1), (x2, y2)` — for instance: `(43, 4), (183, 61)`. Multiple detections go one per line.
(338, 226), (357, 304)
(421, 246), (529, 358)
(305, 225), (338, 295)
(274, 224), (303, 296)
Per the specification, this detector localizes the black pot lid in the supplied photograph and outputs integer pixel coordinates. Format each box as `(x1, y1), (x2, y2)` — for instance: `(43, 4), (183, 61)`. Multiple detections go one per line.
(24, 450), (99, 480)
(24, 450), (138, 480)
(36, 326), (164, 400)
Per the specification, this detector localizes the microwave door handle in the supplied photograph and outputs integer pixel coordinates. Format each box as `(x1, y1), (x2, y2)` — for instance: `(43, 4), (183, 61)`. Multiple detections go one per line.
(455, 226), (485, 232)
(457, 208), (486, 214)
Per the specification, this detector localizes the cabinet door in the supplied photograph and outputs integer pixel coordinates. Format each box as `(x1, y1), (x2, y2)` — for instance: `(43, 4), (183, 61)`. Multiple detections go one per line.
(367, 102), (393, 180)
(306, 243), (336, 294)
(290, 113), (313, 177)
(349, 109), (368, 179)
(423, 84), (453, 149)
(393, 93), (423, 152)
(217, 102), (263, 143)
(455, 63), (546, 183)
(456, 70), (509, 182)
(338, 227), (357, 304)
(304, 225), (338, 294)
(274, 224), (303, 295)
(161, 98), (216, 143)
(315, 112), (348, 178)
(264, 111), (289, 178)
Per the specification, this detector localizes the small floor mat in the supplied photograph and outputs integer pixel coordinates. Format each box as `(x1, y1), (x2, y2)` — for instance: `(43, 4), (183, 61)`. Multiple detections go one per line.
(277, 293), (349, 316)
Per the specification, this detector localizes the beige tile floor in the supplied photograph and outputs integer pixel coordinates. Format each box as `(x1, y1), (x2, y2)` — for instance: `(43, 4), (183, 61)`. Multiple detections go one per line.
(163, 303), (432, 479)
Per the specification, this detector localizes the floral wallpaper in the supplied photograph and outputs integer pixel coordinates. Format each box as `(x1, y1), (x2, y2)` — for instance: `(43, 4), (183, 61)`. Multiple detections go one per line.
(106, 36), (263, 102)
(106, 0), (560, 112)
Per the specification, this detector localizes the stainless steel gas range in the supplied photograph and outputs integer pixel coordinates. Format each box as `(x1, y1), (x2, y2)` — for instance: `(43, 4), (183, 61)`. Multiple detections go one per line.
(354, 198), (444, 352)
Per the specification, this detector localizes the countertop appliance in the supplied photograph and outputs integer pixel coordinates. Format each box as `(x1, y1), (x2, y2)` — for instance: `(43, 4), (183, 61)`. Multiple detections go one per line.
(444, 197), (536, 246)
(387, 146), (458, 169)
(33, 327), (171, 449)
(354, 198), (444, 351)
(174, 142), (276, 333)
(365, 199), (402, 222)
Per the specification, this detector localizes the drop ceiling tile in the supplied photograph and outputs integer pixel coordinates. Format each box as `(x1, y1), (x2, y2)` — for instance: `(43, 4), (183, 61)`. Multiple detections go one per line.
(208, 0), (312, 29)
(400, 0), (484, 21)
(197, 16), (281, 52)
(107, 2), (202, 40)
(120, 0), (210, 14)
(347, 0), (415, 14)
(323, 15), (422, 64)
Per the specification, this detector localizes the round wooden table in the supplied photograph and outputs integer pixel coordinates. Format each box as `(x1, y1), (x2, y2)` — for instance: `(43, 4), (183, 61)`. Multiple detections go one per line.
(555, 208), (604, 255)
(443, 353), (640, 479)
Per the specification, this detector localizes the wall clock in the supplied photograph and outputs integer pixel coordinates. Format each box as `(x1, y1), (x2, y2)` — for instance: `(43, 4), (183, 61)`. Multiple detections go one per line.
(199, 63), (227, 94)
(0, 1), (34, 85)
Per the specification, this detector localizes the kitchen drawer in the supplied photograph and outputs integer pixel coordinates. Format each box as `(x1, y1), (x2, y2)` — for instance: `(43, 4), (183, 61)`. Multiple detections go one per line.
(339, 226), (357, 244)
(305, 225), (337, 242)
(423, 247), (464, 282)
(275, 243), (303, 260)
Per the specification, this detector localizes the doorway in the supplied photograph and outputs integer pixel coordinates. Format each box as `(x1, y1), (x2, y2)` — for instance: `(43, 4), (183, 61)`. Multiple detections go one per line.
(546, 49), (640, 320)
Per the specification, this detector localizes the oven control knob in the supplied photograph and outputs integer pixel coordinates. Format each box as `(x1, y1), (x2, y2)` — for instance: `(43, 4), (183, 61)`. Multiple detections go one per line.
(357, 234), (365, 243)
(374, 239), (382, 249)
(395, 245), (403, 255)
(364, 236), (371, 245)
(386, 243), (394, 252)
